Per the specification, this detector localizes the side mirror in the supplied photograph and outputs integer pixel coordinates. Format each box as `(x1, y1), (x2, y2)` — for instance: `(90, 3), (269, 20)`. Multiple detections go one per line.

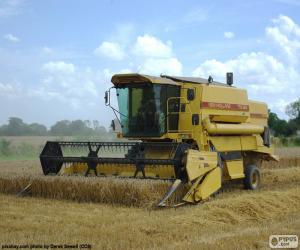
(104, 91), (109, 105)
(111, 119), (115, 131)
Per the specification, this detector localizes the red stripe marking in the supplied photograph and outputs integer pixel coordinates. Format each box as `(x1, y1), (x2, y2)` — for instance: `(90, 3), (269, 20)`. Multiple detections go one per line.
(201, 101), (249, 111)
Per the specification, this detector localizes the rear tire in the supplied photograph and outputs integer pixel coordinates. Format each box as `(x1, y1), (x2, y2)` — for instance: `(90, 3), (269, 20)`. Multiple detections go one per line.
(244, 165), (261, 190)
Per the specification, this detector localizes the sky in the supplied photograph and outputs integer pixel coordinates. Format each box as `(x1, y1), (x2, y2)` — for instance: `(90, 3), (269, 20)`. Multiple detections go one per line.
(0, 0), (300, 128)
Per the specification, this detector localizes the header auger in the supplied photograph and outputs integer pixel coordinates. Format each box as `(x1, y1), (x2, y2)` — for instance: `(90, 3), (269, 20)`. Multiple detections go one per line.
(40, 73), (278, 207)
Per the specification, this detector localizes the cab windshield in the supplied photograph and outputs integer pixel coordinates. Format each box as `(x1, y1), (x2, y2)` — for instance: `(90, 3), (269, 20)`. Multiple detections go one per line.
(116, 83), (180, 137)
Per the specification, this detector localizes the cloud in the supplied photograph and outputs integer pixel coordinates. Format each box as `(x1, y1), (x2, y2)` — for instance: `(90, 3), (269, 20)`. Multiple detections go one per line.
(94, 41), (125, 61)
(41, 62), (97, 99)
(0, 0), (24, 17)
(192, 15), (300, 118)
(35, 61), (104, 111)
(224, 31), (235, 39)
(0, 66), (114, 126)
(266, 15), (300, 64)
(132, 34), (173, 58)
(138, 57), (182, 76)
(193, 52), (288, 92)
(272, 15), (300, 36)
(42, 46), (53, 54)
(270, 98), (294, 114)
(0, 82), (21, 97)
(131, 34), (182, 75)
(42, 61), (75, 74)
(94, 34), (182, 75)
(4, 33), (20, 43)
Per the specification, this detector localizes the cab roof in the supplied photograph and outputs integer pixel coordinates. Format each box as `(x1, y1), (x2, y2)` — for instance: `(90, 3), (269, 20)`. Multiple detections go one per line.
(111, 73), (230, 87)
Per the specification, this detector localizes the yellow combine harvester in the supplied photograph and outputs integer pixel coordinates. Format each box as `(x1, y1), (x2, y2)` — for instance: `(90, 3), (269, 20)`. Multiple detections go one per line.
(40, 73), (278, 206)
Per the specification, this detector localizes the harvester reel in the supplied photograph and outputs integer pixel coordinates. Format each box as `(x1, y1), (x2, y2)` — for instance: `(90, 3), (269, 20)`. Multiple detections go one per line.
(131, 145), (145, 178)
(40, 142), (63, 175)
(85, 144), (101, 176)
(40, 141), (191, 180)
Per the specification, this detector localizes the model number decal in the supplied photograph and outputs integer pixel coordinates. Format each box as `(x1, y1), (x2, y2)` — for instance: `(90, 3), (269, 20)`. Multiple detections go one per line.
(201, 101), (249, 111)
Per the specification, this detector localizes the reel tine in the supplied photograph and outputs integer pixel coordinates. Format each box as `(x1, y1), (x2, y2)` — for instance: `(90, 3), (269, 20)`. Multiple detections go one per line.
(95, 145), (101, 155)
(88, 142), (92, 152)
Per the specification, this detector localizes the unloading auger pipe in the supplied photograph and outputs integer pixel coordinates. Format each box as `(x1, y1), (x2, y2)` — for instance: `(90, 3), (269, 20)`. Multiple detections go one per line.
(203, 117), (264, 135)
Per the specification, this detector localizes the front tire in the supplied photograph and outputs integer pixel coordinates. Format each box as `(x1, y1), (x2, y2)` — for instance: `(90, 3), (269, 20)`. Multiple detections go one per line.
(244, 165), (261, 190)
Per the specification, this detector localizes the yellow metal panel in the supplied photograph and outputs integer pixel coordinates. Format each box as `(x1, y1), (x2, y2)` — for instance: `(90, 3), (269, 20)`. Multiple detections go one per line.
(201, 84), (249, 123)
(183, 167), (221, 202)
(254, 143), (279, 161)
(225, 160), (245, 179)
(240, 135), (258, 150)
(210, 135), (258, 152)
(196, 167), (221, 200)
(248, 100), (268, 126)
(64, 163), (175, 179)
(209, 136), (242, 151)
(185, 150), (218, 181)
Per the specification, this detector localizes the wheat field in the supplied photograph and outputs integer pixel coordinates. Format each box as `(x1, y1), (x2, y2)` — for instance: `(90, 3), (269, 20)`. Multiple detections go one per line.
(0, 147), (299, 249)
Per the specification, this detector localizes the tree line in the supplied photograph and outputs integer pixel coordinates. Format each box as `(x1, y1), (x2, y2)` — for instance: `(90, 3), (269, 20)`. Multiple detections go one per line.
(0, 99), (299, 137)
(0, 117), (109, 136)
(268, 99), (300, 137)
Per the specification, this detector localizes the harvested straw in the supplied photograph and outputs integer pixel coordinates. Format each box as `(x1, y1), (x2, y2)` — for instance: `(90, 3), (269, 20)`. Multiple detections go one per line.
(262, 157), (300, 169)
(0, 153), (299, 208)
(0, 175), (188, 208)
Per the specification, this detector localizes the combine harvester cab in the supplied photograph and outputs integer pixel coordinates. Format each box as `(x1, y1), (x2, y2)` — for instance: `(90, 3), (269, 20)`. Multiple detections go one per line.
(40, 73), (278, 207)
